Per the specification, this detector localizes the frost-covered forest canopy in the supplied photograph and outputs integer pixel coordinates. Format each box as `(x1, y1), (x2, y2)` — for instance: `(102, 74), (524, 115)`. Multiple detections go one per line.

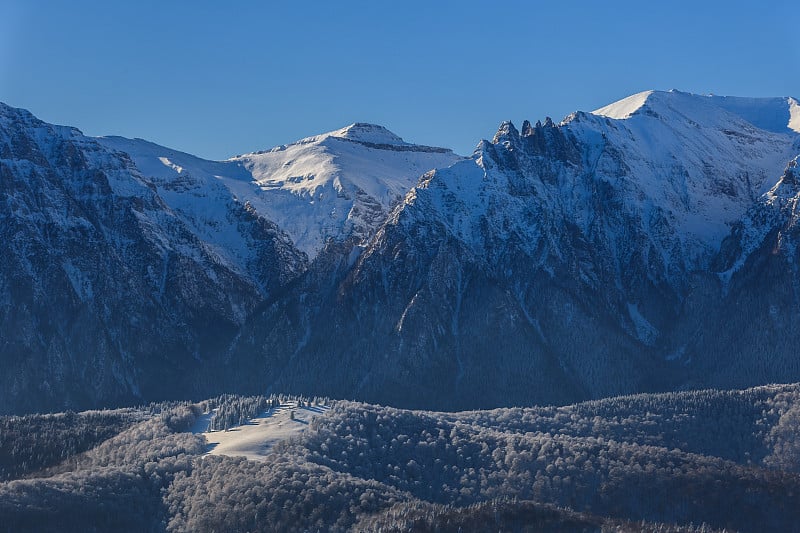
(1, 385), (799, 532)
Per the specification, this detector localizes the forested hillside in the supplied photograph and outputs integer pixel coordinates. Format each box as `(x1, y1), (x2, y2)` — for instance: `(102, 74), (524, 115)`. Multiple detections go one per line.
(1, 384), (798, 532)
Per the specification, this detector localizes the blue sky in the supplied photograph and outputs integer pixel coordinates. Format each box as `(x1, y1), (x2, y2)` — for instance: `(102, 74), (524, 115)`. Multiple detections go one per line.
(1, 1), (797, 159)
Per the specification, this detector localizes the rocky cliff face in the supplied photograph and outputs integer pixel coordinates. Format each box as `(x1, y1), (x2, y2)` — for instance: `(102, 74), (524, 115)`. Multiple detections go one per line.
(0, 103), (306, 413)
(692, 157), (800, 390)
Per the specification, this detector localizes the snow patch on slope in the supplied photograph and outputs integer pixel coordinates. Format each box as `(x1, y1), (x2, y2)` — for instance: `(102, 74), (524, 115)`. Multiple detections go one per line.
(97, 135), (277, 281)
(627, 303), (659, 346)
(198, 402), (330, 462)
(592, 90), (654, 119)
(708, 95), (800, 134)
(789, 98), (800, 133)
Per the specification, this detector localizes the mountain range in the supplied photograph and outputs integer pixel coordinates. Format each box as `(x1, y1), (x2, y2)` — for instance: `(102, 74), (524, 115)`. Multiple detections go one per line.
(2, 90), (799, 413)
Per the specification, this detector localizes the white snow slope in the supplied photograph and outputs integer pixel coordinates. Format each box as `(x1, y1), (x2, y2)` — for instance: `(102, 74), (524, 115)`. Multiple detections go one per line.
(196, 402), (330, 461)
(98, 124), (462, 259)
(584, 90), (800, 259)
(593, 89), (800, 134)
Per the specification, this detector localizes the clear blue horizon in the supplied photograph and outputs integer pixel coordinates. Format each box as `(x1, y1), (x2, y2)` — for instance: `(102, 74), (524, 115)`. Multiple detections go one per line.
(1, 1), (797, 160)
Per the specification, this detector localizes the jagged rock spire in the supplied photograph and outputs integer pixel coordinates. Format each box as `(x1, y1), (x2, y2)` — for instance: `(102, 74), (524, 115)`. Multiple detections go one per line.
(521, 120), (534, 137)
(492, 121), (520, 144)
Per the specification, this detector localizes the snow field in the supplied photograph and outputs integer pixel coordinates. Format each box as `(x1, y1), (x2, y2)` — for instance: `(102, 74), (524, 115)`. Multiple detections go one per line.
(197, 401), (330, 462)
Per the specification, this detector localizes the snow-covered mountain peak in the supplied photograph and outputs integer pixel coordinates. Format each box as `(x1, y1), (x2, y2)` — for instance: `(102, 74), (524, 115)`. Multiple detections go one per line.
(327, 122), (408, 145)
(251, 123), (416, 155)
(0, 101), (28, 122)
(0, 102), (85, 147)
(381, 89), (800, 309)
(580, 91), (800, 265)
(233, 125), (463, 256)
(591, 90), (655, 119)
(96, 123), (462, 260)
(0, 101), (42, 125)
(592, 90), (800, 134)
(592, 90), (736, 125)
(491, 120), (521, 146)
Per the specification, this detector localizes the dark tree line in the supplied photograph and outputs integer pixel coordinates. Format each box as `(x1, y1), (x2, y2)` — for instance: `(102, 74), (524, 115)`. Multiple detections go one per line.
(0, 409), (143, 481)
(200, 393), (332, 432)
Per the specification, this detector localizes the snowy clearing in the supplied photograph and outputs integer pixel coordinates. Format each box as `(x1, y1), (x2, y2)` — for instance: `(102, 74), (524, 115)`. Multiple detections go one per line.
(194, 402), (330, 462)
